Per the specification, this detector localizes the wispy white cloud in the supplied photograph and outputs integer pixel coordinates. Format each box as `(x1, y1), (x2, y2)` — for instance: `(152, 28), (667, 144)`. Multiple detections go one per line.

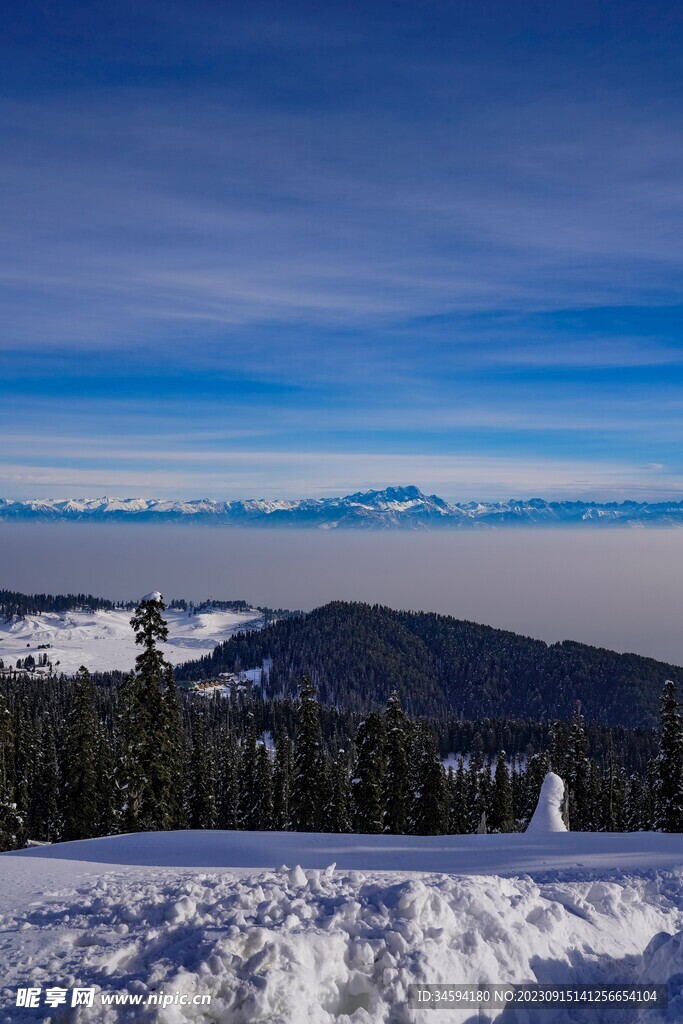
(2, 2), (683, 498)
(2, 75), (683, 352)
(2, 452), (682, 503)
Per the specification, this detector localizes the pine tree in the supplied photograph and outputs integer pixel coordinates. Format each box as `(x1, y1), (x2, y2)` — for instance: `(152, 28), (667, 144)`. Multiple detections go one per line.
(159, 663), (185, 829)
(464, 751), (484, 834)
(489, 751), (514, 833)
(188, 715), (216, 829)
(625, 774), (650, 832)
(12, 703), (32, 828)
(567, 704), (591, 830)
(383, 692), (409, 835)
(252, 743), (273, 829)
(653, 680), (683, 832)
(549, 721), (569, 777)
(449, 757), (469, 834)
(326, 749), (352, 833)
(130, 592), (169, 681)
(351, 712), (386, 834)
(115, 672), (146, 832)
(0, 791), (23, 852)
(116, 594), (184, 832)
(0, 692), (13, 798)
(62, 667), (98, 841)
(0, 693), (22, 852)
(134, 594), (182, 830)
(290, 677), (323, 832)
(94, 722), (116, 837)
(318, 751), (334, 831)
(272, 734), (292, 831)
(411, 724), (448, 835)
(586, 760), (602, 832)
(239, 714), (260, 830)
(217, 737), (242, 830)
(29, 719), (62, 842)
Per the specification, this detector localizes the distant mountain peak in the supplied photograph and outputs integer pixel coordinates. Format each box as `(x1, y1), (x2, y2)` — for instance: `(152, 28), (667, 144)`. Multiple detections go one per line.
(1, 488), (683, 528)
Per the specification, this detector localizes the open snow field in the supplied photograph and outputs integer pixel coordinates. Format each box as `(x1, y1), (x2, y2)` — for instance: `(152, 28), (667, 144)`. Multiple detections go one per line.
(1, 830), (682, 1023)
(0, 607), (262, 674)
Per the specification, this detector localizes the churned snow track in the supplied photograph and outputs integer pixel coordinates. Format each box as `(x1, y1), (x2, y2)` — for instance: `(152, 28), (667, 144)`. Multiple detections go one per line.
(1, 832), (683, 1022)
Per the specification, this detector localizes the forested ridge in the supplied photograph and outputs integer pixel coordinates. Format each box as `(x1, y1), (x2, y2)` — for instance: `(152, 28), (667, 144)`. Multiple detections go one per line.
(179, 601), (683, 727)
(0, 590), (117, 618)
(0, 589), (295, 622)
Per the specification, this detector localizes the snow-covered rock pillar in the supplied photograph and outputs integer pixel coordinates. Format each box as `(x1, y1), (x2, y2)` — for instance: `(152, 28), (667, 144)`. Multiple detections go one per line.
(525, 772), (568, 833)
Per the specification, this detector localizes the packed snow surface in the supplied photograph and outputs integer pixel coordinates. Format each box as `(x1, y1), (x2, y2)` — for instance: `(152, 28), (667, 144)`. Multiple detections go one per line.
(526, 773), (568, 834)
(0, 607), (262, 673)
(1, 830), (682, 1022)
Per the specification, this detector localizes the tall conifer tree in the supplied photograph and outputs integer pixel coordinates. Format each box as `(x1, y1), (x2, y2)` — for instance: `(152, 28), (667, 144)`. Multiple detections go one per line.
(567, 704), (591, 830)
(272, 734), (292, 831)
(383, 692), (409, 835)
(489, 751), (514, 833)
(412, 724), (448, 835)
(352, 712), (386, 834)
(290, 677), (323, 832)
(653, 680), (683, 832)
(326, 749), (352, 833)
(62, 666), (98, 841)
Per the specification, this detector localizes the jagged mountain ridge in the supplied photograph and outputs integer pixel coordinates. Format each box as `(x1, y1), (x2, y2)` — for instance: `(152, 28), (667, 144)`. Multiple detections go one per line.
(2, 485), (683, 528)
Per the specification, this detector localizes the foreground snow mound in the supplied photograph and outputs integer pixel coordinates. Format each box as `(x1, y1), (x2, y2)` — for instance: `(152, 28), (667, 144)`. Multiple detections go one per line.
(0, 864), (681, 1023)
(526, 772), (568, 834)
(639, 928), (683, 1022)
(8, 827), (683, 874)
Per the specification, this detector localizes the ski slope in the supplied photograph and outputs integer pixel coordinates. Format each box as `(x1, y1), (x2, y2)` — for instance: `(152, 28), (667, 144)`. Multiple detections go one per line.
(0, 606), (262, 674)
(1, 829), (682, 1022)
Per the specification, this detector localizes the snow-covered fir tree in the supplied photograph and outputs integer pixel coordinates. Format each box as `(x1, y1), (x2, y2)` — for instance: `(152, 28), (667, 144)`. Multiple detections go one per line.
(567, 704), (591, 830)
(0, 692), (23, 851)
(217, 738), (242, 830)
(271, 734), (292, 831)
(252, 743), (273, 830)
(489, 751), (514, 833)
(290, 677), (323, 831)
(62, 666), (98, 841)
(411, 723), (448, 835)
(448, 757), (469, 834)
(188, 710), (217, 829)
(382, 692), (409, 835)
(325, 749), (352, 833)
(239, 713), (260, 830)
(653, 679), (683, 832)
(29, 718), (62, 842)
(352, 712), (386, 834)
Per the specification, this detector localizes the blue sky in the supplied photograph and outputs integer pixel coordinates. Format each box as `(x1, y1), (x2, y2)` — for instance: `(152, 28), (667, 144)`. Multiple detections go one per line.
(2, 0), (683, 500)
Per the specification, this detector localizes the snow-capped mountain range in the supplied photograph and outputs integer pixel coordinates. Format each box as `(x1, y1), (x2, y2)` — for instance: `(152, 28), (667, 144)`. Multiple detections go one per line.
(2, 485), (683, 528)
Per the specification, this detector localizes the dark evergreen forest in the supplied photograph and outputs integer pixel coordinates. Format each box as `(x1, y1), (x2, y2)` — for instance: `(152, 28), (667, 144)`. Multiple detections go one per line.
(1, 595), (681, 852)
(178, 601), (683, 727)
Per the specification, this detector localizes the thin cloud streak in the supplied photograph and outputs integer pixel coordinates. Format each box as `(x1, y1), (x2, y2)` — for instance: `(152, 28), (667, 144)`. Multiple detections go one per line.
(1, 453), (680, 503)
(2, 1), (683, 497)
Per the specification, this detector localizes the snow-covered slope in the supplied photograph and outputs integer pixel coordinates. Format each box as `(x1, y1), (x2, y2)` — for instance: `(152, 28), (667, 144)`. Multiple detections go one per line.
(0, 606), (262, 674)
(3, 487), (683, 528)
(1, 830), (682, 1023)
